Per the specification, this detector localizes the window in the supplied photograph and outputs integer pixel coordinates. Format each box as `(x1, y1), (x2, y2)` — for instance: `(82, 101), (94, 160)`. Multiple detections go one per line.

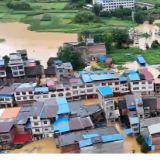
(148, 81), (152, 84)
(142, 82), (145, 84)
(115, 88), (119, 90)
(133, 87), (139, 90)
(45, 128), (48, 131)
(0, 72), (5, 75)
(80, 90), (85, 93)
(148, 86), (152, 89)
(30, 96), (33, 99)
(134, 128), (138, 131)
(22, 92), (26, 95)
(73, 91), (78, 94)
(44, 121), (47, 124)
(19, 71), (24, 74)
(23, 97), (27, 100)
(18, 66), (23, 69)
(17, 97), (21, 100)
(72, 86), (77, 89)
(5, 98), (10, 101)
(87, 84), (93, 88)
(36, 96), (40, 99)
(33, 117), (37, 120)
(108, 82), (112, 85)
(87, 89), (93, 92)
(133, 82), (139, 85)
(0, 98), (4, 101)
(79, 85), (85, 88)
(12, 66), (17, 70)
(110, 112), (113, 116)
(59, 70), (63, 72)
(65, 88), (70, 91)
(115, 82), (119, 85)
(16, 92), (20, 95)
(43, 95), (48, 98)
(29, 91), (32, 94)
(35, 129), (40, 132)
(110, 106), (113, 110)
(102, 83), (106, 86)
(34, 122), (38, 125)
(95, 83), (99, 86)
(142, 87), (146, 89)
(140, 115), (143, 118)
(2, 135), (10, 139)
(13, 72), (18, 75)
(51, 94), (56, 97)
(132, 124), (137, 127)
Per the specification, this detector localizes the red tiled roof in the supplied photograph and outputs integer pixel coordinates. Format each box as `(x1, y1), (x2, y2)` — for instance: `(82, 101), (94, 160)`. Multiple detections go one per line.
(29, 62), (36, 66)
(11, 134), (32, 144)
(69, 79), (78, 83)
(139, 68), (153, 80)
(47, 79), (55, 86)
(157, 97), (160, 110)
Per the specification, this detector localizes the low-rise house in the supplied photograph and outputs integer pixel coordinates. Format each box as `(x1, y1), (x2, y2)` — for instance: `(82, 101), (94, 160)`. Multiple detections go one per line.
(8, 53), (25, 77)
(0, 86), (18, 107)
(14, 83), (37, 104)
(119, 76), (130, 94)
(105, 55), (113, 68)
(98, 86), (116, 124)
(154, 78), (160, 94)
(47, 57), (58, 67)
(25, 65), (43, 78)
(16, 50), (28, 67)
(34, 87), (49, 101)
(55, 126), (124, 153)
(0, 107), (21, 148)
(0, 59), (6, 79)
(126, 69), (154, 95)
(44, 67), (56, 77)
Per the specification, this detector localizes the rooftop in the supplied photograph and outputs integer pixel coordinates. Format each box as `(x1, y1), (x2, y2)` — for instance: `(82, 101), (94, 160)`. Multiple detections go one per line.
(98, 86), (112, 96)
(125, 95), (136, 107)
(119, 76), (127, 82)
(14, 112), (30, 125)
(55, 126), (119, 147)
(0, 118), (15, 133)
(63, 62), (73, 70)
(129, 117), (139, 124)
(44, 67), (56, 76)
(0, 86), (17, 95)
(15, 83), (37, 92)
(155, 78), (160, 84)
(30, 102), (44, 117)
(143, 97), (157, 110)
(139, 68), (153, 80)
(148, 123), (160, 135)
(127, 71), (140, 81)
(0, 107), (21, 119)
(34, 87), (49, 93)
(140, 117), (160, 127)
(25, 66), (43, 76)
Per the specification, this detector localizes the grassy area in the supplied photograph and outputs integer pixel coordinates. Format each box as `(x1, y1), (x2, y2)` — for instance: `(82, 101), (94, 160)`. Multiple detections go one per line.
(155, 23), (160, 28)
(136, 0), (158, 4)
(97, 61), (106, 68)
(117, 65), (128, 70)
(0, 1), (138, 33)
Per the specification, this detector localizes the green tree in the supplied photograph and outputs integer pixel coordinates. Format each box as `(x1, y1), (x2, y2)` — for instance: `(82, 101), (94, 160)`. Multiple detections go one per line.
(92, 3), (102, 16)
(110, 28), (130, 48)
(35, 60), (41, 66)
(73, 11), (99, 23)
(145, 43), (149, 50)
(134, 11), (144, 24)
(77, 33), (83, 42)
(155, 4), (159, 9)
(41, 13), (51, 21)
(151, 40), (160, 49)
(2, 55), (9, 64)
(91, 34), (103, 43)
(142, 6), (147, 10)
(103, 32), (113, 52)
(141, 142), (149, 153)
(148, 16), (154, 24)
(57, 46), (85, 70)
(6, 1), (31, 10)
(136, 135), (144, 145)
(99, 11), (111, 17)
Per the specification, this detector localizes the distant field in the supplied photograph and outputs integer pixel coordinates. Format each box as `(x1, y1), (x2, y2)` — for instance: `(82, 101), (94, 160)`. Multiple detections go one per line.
(136, 0), (159, 4)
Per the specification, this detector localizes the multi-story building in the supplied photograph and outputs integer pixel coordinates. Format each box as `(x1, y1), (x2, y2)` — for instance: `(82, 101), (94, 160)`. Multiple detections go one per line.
(125, 69), (154, 95)
(97, 86), (116, 124)
(0, 59), (6, 79)
(16, 50), (28, 67)
(14, 83), (37, 104)
(95, 0), (135, 11)
(8, 53), (25, 77)
(0, 86), (18, 107)
(154, 78), (160, 94)
(34, 87), (49, 101)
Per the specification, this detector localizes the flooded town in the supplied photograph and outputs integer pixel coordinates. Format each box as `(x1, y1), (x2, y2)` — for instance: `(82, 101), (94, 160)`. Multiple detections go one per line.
(1, 0), (160, 155)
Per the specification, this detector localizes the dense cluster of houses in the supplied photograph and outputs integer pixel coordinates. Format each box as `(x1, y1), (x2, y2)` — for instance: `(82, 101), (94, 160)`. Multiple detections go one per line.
(2, 48), (160, 153)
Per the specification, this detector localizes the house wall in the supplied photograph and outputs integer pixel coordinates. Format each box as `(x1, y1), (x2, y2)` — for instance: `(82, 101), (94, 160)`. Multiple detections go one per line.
(0, 133), (12, 142)
(61, 144), (80, 153)
(0, 71), (6, 77)
(0, 96), (13, 104)
(10, 64), (25, 77)
(130, 80), (154, 94)
(98, 0), (134, 11)
(34, 94), (49, 101)
(80, 140), (124, 153)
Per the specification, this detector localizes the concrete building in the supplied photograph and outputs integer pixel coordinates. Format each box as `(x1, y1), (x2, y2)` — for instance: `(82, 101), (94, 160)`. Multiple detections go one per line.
(8, 53), (25, 77)
(34, 87), (49, 101)
(14, 83), (37, 104)
(0, 86), (17, 107)
(0, 59), (6, 79)
(126, 69), (154, 95)
(154, 78), (160, 94)
(95, 0), (135, 11)
(97, 86), (116, 124)
(55, 126), (124, 153)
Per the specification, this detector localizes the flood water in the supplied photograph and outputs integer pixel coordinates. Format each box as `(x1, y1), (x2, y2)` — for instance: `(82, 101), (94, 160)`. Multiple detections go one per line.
(0, 22), (77, 67)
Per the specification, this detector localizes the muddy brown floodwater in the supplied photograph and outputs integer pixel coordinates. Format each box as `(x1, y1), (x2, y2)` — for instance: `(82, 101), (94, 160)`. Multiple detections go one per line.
(0, 22), (77, 67)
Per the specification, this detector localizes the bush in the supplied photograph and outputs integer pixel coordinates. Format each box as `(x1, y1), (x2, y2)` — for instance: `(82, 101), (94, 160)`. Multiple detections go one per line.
(16, 144), (24, 149)
(41, 13), (51, 21)
(6, 1), (31, 10)
(136, 135), (144, 145)
(141, 141), (149, 153)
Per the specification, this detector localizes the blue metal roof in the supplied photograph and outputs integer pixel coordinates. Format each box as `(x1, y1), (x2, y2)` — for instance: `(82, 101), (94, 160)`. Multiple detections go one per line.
(127, 105), (136, 109)
(90, 74), (112, 81)
(57, 103), (69, 115)
(54, 60), (62, 64)
(101, 133), (124, 142)
(79, 138), (92, 148)
(136, 54), (146, 64)
(16, 116), (23, 121)
(20, 107), (31, 112)
(83, 134), (99, 139)
(53, 117), (69, 133)
(78, 70), (106, 75)
(27, 59), (35, 63)
(56, 97), (67, 105)
(33, 106), (38, 111)
(99, 55), (105, 61)
(128, 71), (140, 81)
(129, 117), (139, 124)
(137, 97), (143, 105)
(81, 74), (92, 83)
(98, 86), (112, 96)
(119, 76), (127, 82)
(34, 87), (49, 92)
(0, 59), (4, 65)
(123, 128), (133, 135)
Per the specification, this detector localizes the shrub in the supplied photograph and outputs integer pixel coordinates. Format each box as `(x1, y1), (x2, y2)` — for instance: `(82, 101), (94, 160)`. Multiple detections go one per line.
(141, 141), (149, 153)
(6, 1), (31, 10)
(41, 13), (51, 21)
(136, 135), (144, 145)
(16, 144), (24, 149)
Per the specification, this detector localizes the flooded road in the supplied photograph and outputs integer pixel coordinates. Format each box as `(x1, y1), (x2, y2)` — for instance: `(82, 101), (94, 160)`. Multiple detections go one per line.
(0, 22), (77, 67)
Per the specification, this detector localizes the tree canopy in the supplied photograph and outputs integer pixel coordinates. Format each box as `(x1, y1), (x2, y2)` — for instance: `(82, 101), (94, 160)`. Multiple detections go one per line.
(6, 1), (31, 10)
(148, 16), (154, 24)
(103, 32), (113, 52)
(134, 11), (144, 24)
(92, 3), (103, 16)
(57, 46), (85, 70)
(73, 11), (99, 23)
(2, 55), (9, 64)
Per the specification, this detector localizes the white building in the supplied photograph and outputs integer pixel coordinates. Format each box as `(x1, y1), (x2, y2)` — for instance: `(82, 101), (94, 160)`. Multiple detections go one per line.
(95, 0), (135, 11)
(34, 87), (49, 101)
(14, 83), (37, 104)
(126, 69), (154, 95)
(97, 86), (116, 124)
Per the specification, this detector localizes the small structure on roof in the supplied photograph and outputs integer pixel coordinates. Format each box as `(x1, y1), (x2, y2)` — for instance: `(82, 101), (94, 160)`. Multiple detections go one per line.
(125, 54), (131, 57)
(136, 54), (146, 66)
(105, 55), (113, 68)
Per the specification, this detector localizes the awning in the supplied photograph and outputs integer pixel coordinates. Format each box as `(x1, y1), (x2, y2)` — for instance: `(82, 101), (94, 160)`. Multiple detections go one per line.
(11, 134), (32, 144)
